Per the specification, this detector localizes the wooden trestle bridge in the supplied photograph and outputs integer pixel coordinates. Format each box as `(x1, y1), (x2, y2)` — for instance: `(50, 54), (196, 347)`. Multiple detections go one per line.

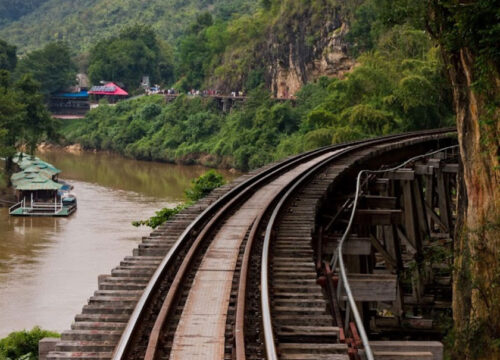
(45, 129), (458, 360)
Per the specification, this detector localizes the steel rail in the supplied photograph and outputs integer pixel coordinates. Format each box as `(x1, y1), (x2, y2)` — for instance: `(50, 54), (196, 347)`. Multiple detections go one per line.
(330, 144), (459, 360)
(234, 129), (446, 359)
(141, 143), (351, 358)
(112, 134), (372, 359)
(113, 128), (455, 360)
(260, 129), (456, 360)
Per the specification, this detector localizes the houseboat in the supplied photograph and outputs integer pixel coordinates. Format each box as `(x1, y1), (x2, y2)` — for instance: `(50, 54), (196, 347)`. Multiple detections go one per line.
(8, 153), (77, 217)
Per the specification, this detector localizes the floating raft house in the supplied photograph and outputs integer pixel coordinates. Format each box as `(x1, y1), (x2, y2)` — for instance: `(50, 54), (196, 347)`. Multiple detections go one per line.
(9, 153), (76, 216)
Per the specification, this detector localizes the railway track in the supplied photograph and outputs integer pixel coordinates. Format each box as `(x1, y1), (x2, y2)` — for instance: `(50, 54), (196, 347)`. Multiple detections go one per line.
(46, 129), (456, 360)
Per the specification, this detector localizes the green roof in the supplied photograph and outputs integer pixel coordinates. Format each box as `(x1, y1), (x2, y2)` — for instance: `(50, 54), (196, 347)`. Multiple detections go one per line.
(12, 153), (61, 174)
(12, 173), (63, 191)
(11, 153), (63, 191)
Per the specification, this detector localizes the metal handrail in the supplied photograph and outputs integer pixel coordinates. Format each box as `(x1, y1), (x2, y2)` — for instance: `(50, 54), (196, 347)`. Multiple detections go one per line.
(236, 131), (447, 359)
(112, 128), (455, 360)
(330, 144), (459, 360)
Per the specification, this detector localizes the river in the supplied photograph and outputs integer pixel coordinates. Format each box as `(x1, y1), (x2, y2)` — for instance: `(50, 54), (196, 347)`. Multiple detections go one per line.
(0, 150), (236, 337)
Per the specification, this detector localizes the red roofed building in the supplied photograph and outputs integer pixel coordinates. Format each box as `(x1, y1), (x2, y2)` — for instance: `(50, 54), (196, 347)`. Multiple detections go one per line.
(88, 82), (128, 103)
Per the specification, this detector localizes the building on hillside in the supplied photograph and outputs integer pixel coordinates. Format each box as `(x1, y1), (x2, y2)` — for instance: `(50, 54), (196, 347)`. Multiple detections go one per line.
(49, 73), (91, 119)
(88, 82), (129, 103)
(49, 90), (90, 118)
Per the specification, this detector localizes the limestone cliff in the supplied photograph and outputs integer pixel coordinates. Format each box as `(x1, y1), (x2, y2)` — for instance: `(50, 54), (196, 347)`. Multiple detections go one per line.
(264, 4), (355, 97)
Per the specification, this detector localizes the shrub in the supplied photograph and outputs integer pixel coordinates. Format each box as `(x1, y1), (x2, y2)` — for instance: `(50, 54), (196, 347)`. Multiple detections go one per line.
(0, 327), (59, 360)
(133, 170), (226, 228)
(185, 170), (225, 202)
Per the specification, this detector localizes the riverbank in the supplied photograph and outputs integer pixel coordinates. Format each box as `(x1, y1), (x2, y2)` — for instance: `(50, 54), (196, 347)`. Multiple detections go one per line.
(0, 149), (238, 337)
(39, 141), (240, 173)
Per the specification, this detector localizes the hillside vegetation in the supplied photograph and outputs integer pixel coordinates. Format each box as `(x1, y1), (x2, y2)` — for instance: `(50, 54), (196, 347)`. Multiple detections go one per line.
(62, 0), (454, 171)
(0, 0), (258, 55)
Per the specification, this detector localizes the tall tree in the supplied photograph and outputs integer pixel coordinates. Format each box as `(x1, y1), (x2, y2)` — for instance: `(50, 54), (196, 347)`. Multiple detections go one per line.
(428, 1), (499, 359)
(88, 25), (173, 90)
(15, 42), (76, 95)
(16, 74), (56, 154)
(0, 70), (24, 169)
(0, 39), (17, 71)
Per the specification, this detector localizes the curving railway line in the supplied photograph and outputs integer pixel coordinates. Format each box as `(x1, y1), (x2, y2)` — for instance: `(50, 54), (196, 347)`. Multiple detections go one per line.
(46, 129), (458, 360)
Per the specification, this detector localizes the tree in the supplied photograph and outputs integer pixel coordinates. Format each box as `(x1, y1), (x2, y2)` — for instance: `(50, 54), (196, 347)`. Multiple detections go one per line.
(15, 42), (76, 95)
(174, 13), (224, 90)
(428, 1), (500, 359)
(88, 25), (173, 90)
(16, 74), (57, 154)
(0, 70), (24, 173)
(0, 39), (17, 71)
(261, 0), (272, 10)
(0, 71), (57, 175)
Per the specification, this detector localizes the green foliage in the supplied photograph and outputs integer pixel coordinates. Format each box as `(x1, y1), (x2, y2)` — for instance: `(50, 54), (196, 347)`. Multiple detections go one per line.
(15, 42), (76, 95)
(0, 39), (16, 71)
(0, 327), (59, 360)
(175, 13), (221, 90)
(133, 170), (225, 228)
(88, 25), (173, 90)
(185, 170), (225, 202)
(0, 0), (259, 55)
(0, 71), (23, 160)
(0, 70), (57, 169)
(61, 0), (454, 173)
(0, 0), (49, 27)
(16, 74), (58, 154)
(132, 204), (186, 229)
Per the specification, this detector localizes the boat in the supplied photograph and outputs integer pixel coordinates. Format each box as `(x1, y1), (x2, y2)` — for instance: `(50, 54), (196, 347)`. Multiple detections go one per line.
(8, 153), (77, 217)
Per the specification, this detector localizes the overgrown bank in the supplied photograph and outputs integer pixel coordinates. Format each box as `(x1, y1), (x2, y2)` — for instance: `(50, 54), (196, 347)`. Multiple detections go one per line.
(62, 24), (454, 171)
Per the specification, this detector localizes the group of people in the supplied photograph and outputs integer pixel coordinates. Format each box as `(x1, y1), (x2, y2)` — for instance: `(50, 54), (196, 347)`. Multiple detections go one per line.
(185, 89), (245, 97)
(162, 87), (246, 98)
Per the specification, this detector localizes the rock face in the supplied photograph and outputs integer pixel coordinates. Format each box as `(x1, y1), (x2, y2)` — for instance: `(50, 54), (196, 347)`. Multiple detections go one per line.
(265, 5), (354, 98)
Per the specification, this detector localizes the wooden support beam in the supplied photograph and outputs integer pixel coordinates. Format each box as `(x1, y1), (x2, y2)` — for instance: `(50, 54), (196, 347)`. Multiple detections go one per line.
(443, 163), (459, 173)
(337, 273), (398, 302)
(402, 181), (421, 252)
(370, 341), (443, 360)
(361, 195), (397, 209)
(436, 168), (451, 232)
(396, 226), (417, 255)
(423, 202), (448, 233)
(383, 225), (404, 270)
(412, 178), (430, 238)
(424, 173), (434, 230)
(374, 317), (434, 330)
(414, 165), (433, 176)
(370, 178), (390, 193)
(369, 234), (397, 270)
(325, 198), (351, 232)
(386, 169), (415, 181)
(322, 236), (372, 255)
(353, 209), (402, 225)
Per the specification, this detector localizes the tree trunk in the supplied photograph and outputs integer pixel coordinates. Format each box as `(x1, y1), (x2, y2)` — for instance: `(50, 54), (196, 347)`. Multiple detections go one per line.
(444, 47), (500, 359)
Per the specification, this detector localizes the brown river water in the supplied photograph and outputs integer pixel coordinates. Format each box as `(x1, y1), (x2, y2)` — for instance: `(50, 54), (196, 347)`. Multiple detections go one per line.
(0, 150), (236, 337)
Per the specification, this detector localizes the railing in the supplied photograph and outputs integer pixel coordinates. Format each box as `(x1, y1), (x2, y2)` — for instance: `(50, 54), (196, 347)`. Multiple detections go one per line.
(329, 144), (459, 360)
(9, 199), (64, 215)
(9, 200), (24, 214)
